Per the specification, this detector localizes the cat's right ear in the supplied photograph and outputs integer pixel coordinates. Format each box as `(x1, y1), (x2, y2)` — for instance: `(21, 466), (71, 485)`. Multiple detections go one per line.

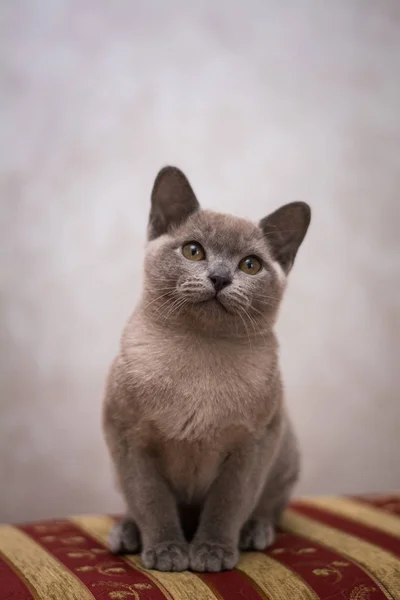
(148, 166), (200, 240)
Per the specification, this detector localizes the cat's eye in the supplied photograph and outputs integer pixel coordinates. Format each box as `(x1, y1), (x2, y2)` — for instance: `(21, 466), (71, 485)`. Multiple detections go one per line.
(182, 242), (206, 261)
(238, 255), (262, 275)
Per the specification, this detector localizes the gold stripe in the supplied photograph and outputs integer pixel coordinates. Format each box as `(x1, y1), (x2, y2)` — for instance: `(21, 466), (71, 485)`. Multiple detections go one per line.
(72, 515), (219, 600)
(283, 509), (400, 600)
(237, 552), (319, 600)
(234, 567), (272, 600)
(0, 525), (96, 600)
(0, 546), (41, 600)
(300, 496), (400, 538)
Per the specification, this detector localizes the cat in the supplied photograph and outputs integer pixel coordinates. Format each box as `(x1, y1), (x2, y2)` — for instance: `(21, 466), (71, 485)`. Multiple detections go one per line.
(103, 166), (311, 572)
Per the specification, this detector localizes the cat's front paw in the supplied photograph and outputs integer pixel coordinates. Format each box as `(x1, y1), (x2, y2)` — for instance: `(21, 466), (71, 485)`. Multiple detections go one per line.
(141, 541), (189, 572)
(239, 518), (275, 551)
(190, 541), (239, 572)
(109, 518), (141, 554)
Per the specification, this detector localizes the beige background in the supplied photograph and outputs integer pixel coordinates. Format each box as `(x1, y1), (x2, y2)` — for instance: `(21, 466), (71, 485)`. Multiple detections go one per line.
(1, 0), (399, 523)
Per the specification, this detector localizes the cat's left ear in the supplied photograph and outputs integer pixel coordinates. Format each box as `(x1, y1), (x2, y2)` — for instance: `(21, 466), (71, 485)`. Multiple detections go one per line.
(259, 202), (311, 273)
(148, 166), (200, 240)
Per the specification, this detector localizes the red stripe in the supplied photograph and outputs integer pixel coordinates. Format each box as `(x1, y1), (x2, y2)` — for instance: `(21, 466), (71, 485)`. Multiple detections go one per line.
(7, 514), (392, 600)
(290, 502), (400, 557)
(0, 553), (36, 600)
(269, 530), (388, 600)
(17, 519), (167, 600)
(351, 495), (400, 517)
(200, 569), (269, 600)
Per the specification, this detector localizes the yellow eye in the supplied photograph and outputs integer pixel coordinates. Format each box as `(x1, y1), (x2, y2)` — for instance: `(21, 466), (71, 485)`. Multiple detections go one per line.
(239, 256), (262, 275)
(182, 242), (206, 261)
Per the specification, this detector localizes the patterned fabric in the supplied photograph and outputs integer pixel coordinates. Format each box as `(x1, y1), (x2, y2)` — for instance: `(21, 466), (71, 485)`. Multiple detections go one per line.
(0, 496), (399, 600)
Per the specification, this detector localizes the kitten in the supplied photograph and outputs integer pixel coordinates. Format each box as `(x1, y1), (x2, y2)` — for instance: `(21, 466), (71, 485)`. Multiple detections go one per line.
(103, 166), (311, 573)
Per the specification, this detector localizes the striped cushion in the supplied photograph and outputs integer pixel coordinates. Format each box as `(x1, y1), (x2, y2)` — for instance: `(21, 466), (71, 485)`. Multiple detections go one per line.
(0, 495), (399, 599)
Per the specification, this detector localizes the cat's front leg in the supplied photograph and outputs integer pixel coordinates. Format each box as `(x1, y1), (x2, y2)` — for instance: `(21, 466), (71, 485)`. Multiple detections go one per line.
(240, 426), (300, 551)
(190, 441), (264, 572)
(110, 448), (189, 571)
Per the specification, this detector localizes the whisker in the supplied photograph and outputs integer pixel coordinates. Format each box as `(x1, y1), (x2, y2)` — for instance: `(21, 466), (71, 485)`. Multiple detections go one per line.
(252, 294), (280, 301)
(248, 305), (266, 318)
(171, 298), (191, 321)
(241, 306), (258, 338)
(152, 295), (179, 318)
(237, 308), (252, 349)
(227, 291), (250, 302)
(156, 299), (179, 323)
(162, 297), (189, 323)
(252, 300), (275, 308)
(146, 287), (176, 293)
(142, 291), (175, 310)
(145, 276), (175, 281)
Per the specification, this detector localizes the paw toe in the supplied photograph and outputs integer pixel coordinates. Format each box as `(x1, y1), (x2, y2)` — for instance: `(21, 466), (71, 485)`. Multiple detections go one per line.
(190, 542), (239, 572)
(109, 519), (141, 554)
(240, 519), (275, 551)
(142, 542), (189, 572)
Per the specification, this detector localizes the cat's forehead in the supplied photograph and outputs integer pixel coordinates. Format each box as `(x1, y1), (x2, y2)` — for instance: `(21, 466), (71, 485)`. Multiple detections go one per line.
(179, 210), (267, 256)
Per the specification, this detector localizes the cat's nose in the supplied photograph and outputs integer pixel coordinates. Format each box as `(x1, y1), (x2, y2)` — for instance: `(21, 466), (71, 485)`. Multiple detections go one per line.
(208, 269), (232, 292)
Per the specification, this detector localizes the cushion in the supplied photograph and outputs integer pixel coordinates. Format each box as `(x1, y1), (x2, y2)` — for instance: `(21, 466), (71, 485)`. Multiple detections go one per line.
(0, 495), (399, 600)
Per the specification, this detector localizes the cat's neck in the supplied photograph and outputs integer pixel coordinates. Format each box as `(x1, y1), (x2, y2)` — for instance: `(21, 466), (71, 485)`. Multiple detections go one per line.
(128, 297), (276, 348)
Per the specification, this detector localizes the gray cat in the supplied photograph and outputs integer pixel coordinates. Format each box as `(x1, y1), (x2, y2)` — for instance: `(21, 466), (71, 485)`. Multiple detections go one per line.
(103, 166), (311, 572)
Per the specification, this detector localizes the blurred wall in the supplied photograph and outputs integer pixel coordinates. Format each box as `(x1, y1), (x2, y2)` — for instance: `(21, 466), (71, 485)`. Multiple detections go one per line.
(1, 0), (399, 523)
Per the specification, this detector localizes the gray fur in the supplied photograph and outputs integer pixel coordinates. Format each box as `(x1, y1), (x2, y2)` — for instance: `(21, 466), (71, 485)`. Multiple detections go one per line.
(103, 166), (310, 572)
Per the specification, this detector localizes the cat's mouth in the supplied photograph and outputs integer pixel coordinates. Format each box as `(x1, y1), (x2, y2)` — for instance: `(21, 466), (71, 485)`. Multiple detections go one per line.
(201, 295), (230, 313)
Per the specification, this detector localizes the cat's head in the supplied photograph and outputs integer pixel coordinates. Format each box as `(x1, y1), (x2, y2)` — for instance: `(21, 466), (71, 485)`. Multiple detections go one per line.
(143, 166), (310, 335)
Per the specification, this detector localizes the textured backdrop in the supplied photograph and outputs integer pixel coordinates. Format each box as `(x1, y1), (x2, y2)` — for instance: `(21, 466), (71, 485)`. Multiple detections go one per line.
(1, 0), (399, 523)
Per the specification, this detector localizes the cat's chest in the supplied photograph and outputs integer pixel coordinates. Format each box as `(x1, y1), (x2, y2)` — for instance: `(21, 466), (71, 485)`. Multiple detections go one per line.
(157, 439), (224, 504)
(130, 337), (269, 439)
